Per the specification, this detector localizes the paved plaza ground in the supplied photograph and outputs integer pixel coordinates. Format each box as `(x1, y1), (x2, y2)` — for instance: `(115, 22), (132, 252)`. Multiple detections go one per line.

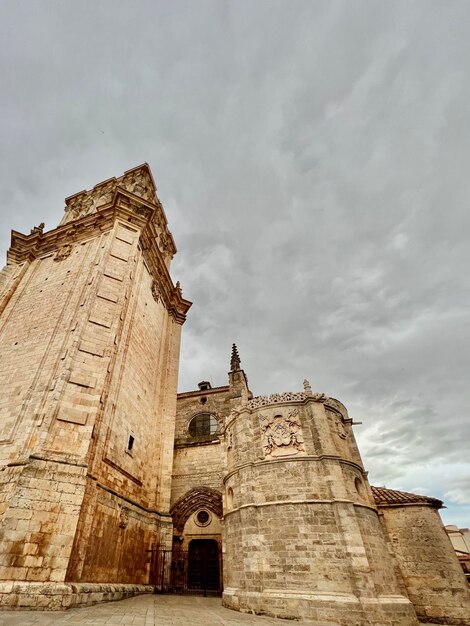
(0, 594), (445, 626)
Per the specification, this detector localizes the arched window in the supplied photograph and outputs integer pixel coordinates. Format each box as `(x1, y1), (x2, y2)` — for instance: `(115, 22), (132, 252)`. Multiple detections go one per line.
(226, 487), (234, 510)
(188, 413), (218, 438)
(355, 477), (365, 498)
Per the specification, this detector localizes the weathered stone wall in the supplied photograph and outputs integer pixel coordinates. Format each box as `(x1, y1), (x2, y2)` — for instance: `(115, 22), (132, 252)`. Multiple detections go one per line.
(171, 442), (225, 508)
(172, 387), (230, 508)
(0, 165), (190, 607)
(64, 206), (186, 582)
(171, 361), (251, 522)
(175, 387), (230, 442)
(170, 366), (250, 556)
(170, 386), (229, 571)
(0, 458), (86, 584)
(380, 504), (470, 625)
(0, 233), (105, 588)
(0, 235), (104, 465)
(66, 478), (167, 584)
(223, 393), (418, 626)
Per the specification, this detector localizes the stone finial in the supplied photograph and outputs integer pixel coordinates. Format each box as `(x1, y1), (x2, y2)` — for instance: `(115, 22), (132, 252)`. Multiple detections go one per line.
(30, 223), (45, 234)
(303, 379), (312, 396)
(175, 281), (182, 295)
(230, 343), (241, 371)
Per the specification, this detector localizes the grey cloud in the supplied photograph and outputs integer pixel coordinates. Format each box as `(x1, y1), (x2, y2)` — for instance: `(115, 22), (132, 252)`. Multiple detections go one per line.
(0, 0), (469, 525)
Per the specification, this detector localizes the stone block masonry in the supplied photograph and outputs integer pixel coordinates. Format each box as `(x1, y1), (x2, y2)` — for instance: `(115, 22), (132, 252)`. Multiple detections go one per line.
(0, 164), (191, 608)
(0, 164), (468, 624)
(222, 393), (419, 626)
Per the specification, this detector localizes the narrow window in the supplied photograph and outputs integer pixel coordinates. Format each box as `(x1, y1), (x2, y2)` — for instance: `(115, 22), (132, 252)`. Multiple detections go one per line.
(127, 435), (135, 451)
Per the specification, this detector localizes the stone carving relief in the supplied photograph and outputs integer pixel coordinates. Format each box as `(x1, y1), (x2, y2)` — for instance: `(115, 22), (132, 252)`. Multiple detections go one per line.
(259, 408), (305, 457)
(119, 506), (129, 529)
(61, 167), (158, 225)
(249, 392), (306, 409)
(155, 229), (173, 260)
(64, 193), (94, 223)
(337, 419), (348, 439)
(130, 203), (152, 218)
(151, 279), (160, 303)
(54, 244), (73, 262)
(122, 169), (156, 203)
(92, 181), (115, 210)
(30, 223), (45, 234)
(248, 390), (331, 411)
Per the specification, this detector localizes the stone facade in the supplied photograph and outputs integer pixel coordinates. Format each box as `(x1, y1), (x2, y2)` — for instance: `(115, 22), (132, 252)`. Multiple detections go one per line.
(221, 391), (417, 626)
(0, 165), (190, 608)
(374, 489), (470, 625)
(0, 165), (468, 624)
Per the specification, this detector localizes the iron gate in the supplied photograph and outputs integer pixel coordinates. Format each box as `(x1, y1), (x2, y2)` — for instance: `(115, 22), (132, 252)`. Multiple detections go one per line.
(153, 540), (221, 596)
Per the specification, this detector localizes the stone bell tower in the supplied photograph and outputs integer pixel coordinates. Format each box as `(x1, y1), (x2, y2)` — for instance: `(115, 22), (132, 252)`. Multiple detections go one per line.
(0, 164), (191, 608)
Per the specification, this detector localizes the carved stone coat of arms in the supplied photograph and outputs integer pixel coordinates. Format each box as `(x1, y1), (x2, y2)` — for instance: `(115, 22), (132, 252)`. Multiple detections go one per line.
(259, 409), (305, 457)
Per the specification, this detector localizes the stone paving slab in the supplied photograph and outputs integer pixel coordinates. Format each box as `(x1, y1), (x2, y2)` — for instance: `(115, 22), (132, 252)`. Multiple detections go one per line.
(0, 594), (447, 626)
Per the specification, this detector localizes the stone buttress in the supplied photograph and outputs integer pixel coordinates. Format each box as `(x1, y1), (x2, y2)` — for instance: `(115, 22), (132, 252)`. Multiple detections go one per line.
(0, 165), (191, 608)
(222, 383), (419, 626)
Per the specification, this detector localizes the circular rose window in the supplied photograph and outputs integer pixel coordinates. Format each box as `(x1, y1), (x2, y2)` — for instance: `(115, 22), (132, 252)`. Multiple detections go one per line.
(195, 509), (211, 526)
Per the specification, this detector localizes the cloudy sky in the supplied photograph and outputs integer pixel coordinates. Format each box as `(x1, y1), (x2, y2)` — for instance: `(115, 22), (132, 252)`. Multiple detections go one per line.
(1, 1), (469, 526)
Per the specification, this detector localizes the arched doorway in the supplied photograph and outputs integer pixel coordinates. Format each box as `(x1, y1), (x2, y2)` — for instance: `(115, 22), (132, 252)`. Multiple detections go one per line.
(153, 487), (223, 595)
(188, 538), (220, 591)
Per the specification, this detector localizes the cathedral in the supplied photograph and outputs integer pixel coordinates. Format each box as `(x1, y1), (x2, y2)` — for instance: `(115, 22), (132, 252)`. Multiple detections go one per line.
(0, 164), (467, 625)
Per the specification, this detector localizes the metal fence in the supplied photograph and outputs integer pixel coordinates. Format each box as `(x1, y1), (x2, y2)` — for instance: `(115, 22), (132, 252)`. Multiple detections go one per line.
(153, 544), (222, 597)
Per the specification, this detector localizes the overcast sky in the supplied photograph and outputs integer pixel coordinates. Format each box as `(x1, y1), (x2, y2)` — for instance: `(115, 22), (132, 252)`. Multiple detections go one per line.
(0, 1), (469, 526)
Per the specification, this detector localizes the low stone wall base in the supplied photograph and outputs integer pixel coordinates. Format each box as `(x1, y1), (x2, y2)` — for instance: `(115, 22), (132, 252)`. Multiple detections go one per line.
(0, 582), (153, 611)
(222, 588), (419, 626)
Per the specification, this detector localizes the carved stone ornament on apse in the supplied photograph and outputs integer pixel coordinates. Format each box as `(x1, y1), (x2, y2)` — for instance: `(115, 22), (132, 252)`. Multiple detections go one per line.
(54, 244), (73, 262)
(119, 506), (129, 529)
(249, 392), (306, 409)
(151, 280), (160, 303)
(337, 418), (348, 439)
(259, 408), (306, 458)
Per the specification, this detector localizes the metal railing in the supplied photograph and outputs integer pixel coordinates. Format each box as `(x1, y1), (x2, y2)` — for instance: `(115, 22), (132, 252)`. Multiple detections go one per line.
(152, 547), (222, 597)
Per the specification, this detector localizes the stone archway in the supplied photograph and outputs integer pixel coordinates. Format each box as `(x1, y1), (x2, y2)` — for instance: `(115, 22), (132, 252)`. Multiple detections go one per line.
(170, 487), (223, 594)
(170, 486), (223, 535)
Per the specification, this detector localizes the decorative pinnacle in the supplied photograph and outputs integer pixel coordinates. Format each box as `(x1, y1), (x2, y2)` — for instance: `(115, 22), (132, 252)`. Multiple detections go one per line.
(230, 343), (241, 371)
(303, 379), (313, 396)
(30, 223), (45, 234)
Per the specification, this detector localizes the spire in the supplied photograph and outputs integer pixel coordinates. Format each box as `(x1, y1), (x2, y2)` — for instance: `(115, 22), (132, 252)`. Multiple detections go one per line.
(230, 343), (241, 371)
(303, 379), (312, 396)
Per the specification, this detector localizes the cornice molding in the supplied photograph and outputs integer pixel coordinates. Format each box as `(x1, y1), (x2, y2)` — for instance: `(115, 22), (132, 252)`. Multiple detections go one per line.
(6, 191), (191, 324)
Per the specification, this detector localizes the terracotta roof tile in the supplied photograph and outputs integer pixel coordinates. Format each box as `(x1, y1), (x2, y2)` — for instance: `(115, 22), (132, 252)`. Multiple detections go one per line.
(371, 486), (443, 509)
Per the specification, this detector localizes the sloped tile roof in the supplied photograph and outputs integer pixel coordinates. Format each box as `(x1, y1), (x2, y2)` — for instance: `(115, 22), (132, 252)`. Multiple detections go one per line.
(371, 486), (443, 509)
